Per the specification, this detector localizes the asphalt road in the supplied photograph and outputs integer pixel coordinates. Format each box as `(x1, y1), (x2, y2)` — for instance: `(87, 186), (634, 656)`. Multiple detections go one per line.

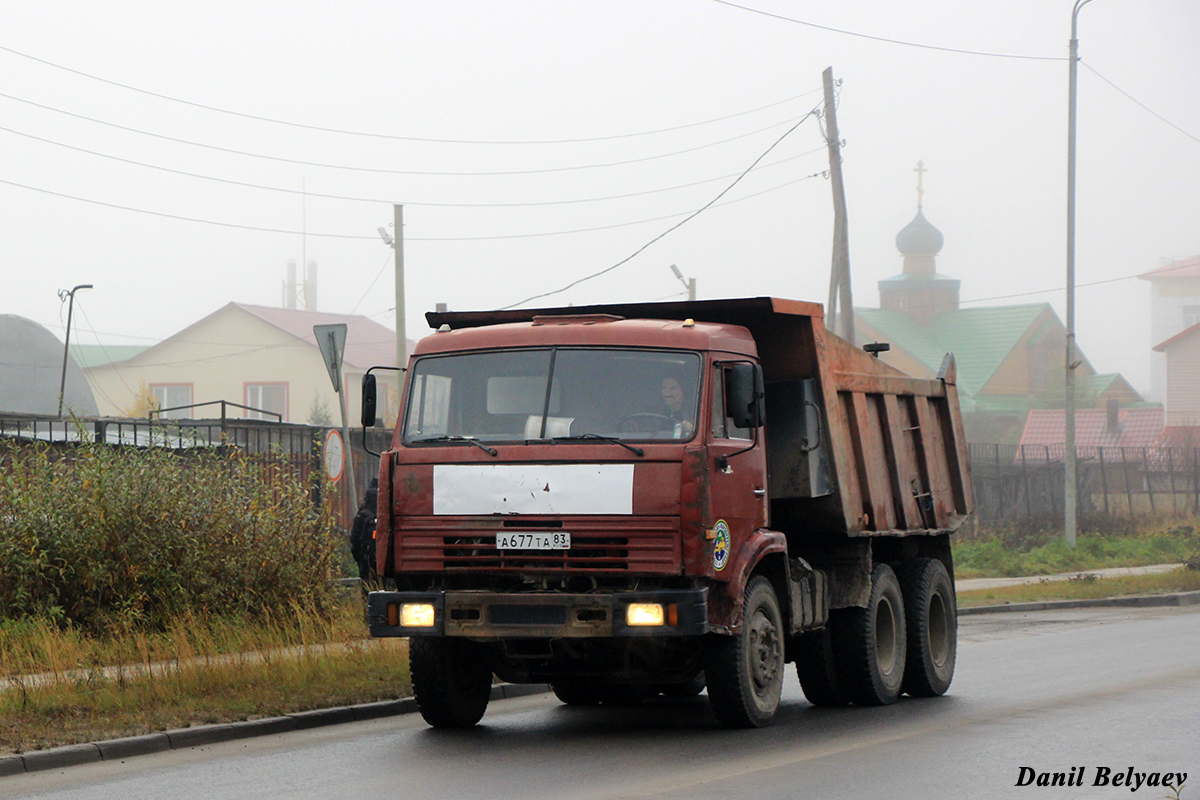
(4, 605), (1198, 800)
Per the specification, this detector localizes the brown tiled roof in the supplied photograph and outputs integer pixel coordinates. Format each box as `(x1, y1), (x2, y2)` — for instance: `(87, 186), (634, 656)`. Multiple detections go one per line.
(235, 304), (409, 369)
(1153, 321), (1200, 352)
(1138, 254), (1200, 281)
(1019, 407), (1164, 450)
(1159, 426), (1200, 448)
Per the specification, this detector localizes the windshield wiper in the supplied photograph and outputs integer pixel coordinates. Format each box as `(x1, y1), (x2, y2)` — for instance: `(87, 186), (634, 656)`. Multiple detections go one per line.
(411, 435), (498, 456)
(551, 434), (644, 457)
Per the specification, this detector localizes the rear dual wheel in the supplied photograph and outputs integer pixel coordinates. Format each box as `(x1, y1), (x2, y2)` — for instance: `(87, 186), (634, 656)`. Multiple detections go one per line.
(833, 563), (907, 706)
(898, 558), (957, 697)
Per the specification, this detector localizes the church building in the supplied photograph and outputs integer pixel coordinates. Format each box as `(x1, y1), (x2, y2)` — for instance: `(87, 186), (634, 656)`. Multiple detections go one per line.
(854, 164), (1142, 444)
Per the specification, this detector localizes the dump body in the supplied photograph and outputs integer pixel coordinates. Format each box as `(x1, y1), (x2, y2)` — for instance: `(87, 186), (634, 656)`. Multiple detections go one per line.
(365, 296), (973, 728)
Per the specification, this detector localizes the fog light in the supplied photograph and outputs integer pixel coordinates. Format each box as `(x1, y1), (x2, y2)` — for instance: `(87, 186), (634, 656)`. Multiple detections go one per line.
(626, 603), (665, 627)
(400, 603), (436, 627)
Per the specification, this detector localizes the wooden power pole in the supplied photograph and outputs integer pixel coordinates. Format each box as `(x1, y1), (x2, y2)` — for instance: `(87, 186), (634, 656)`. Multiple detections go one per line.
(822, 66), (854, 344)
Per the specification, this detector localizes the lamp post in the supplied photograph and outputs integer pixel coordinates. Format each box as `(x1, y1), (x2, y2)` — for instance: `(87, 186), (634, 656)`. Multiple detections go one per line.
(57, 284), (92, 418)
(1065, 0), (1094, 547)
(669, 264), (696, 301)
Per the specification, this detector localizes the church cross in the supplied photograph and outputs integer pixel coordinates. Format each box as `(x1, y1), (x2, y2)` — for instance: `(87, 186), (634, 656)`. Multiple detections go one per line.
(914, 160), (927, 210)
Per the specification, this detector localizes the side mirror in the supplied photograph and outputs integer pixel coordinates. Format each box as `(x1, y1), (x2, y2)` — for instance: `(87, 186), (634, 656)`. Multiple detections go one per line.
(726, 363), (765, 429)
(361, 373), (377, 428)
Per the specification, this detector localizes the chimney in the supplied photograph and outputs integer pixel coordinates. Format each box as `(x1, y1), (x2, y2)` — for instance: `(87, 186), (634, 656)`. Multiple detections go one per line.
(305, 260), (318, 311)
(284, 260), (298, 309)
(1105, 397), (1120, 435)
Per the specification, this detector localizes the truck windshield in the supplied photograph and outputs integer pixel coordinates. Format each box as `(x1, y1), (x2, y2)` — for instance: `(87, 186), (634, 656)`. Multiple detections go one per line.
(403, 348), (702, 444)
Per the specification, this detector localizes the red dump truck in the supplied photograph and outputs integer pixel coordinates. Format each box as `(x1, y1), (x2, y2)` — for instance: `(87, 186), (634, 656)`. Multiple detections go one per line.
(361, 296), (973, 728)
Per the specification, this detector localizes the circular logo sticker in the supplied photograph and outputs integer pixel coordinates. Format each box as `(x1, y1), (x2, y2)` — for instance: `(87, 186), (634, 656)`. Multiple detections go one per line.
(712, 519), (730, 571)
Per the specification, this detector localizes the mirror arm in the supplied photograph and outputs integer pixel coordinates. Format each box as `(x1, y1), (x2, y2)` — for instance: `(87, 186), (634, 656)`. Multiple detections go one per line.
(359, 366), (406, 458)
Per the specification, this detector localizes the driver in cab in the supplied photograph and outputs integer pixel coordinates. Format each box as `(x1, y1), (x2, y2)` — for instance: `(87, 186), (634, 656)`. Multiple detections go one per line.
(659, 376), (695, 438)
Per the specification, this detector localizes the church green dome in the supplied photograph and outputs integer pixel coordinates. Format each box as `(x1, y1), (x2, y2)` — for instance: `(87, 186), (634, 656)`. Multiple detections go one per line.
(895, 210), (945, 256)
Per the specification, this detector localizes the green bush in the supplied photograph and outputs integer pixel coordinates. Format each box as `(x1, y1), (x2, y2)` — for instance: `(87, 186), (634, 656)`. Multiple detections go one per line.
(0, 440), (338, 630)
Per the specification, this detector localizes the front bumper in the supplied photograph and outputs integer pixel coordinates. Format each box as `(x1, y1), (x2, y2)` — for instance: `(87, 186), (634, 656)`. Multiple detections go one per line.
(367, 588), (708, 639)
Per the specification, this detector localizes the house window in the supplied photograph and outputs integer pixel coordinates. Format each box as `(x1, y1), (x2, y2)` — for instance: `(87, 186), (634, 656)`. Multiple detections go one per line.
(245, 383), (288, 420)
(1183, 305), (1200, 330)
(151, 384), (193, 419)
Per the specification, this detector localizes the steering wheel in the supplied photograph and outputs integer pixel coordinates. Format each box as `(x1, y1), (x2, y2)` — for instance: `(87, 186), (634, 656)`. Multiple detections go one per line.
(616, 412), (676, 433)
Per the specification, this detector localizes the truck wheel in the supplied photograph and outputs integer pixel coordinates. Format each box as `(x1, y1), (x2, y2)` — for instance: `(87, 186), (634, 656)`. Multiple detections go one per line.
(410, 637), (492, 728)
(834, 563), (906, 706)
(552, 682), (603, 706)
(793, 626), (849, 706)
(705, 576), (785, 728)
(898, 558), (957, 697)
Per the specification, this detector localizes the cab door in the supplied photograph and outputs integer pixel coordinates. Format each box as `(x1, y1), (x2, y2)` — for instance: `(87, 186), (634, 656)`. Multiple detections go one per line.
(704, 361), (768, 579)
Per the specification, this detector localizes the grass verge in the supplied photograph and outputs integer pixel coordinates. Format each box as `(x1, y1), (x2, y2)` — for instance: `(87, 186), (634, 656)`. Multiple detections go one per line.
(953, 519), (1200, 579)
(1, 599), (410, 755)
(957, 566), (1200, 608)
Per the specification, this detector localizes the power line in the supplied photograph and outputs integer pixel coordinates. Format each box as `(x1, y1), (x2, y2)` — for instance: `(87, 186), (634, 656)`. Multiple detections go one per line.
(502, 107), (823, 308)
(0, 90), (808, 177)
(0, 122), (826, 208)
(0, 155), (822, 242)
(422, 171), (823, 242)
(0, 43), (820, 145)
(0, 175), (374, 239)
(707, 0), (1064, 61)
(1082, 62), (1200, 145)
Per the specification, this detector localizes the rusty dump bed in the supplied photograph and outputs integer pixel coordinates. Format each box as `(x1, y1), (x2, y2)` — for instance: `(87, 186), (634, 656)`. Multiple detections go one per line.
(427, 296), (973, 538)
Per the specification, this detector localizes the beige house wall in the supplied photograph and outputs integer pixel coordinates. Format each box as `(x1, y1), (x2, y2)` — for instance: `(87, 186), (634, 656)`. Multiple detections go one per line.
(86, 306), (382, 424)
(1165, 336), (1200, 427)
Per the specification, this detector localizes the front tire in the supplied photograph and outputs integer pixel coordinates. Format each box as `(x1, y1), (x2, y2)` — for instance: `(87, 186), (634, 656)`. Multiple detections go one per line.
(705, 576), (786, 728)
(898, 558), (957, 697)
(834, 563), (906, 706)
(410, 638), (492, 728)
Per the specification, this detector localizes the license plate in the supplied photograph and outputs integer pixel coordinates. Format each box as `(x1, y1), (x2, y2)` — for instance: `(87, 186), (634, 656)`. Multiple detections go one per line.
(496, 531), (571, 550)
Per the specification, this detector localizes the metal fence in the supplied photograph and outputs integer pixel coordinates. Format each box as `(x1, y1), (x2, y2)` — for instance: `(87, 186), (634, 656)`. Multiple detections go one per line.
(969, 443), (1200, 523)
(0, 413), (392, 528)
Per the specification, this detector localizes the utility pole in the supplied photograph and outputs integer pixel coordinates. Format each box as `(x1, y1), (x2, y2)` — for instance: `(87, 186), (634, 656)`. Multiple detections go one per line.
(1064, 0), (1094, 548)
(57, 283), (92, 418)
(393, 204), (406, 374)
(822, 66), (854, 344)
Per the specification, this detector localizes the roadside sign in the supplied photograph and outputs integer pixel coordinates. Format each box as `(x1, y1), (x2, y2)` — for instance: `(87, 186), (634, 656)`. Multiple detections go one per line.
(324, 429), (345, 483)
(314, 324), (348, 393)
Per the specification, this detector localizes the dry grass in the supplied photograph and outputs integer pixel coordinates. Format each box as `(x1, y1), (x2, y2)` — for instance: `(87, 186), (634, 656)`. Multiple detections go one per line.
(957, 566), (1200, 608)
(0, 599), (411, 755)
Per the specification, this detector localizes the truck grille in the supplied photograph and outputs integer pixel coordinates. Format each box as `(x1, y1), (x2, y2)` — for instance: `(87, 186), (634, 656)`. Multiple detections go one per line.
(395, 518), (679, 573)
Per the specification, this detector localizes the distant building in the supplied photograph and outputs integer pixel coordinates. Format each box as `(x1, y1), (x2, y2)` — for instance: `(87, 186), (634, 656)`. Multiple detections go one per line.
(0, 314), (98, 416)
(1019, 405), (1164, 456)
(85, 303), (409, 423)
(855, 166), (1143, 444)
(1139, 254), (1200, 404)
(1152, 320), (1200, 428)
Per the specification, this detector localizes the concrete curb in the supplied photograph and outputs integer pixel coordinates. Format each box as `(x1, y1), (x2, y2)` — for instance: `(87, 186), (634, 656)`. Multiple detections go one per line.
(2, 683), (551, 777)
(960, 589), (1200, 616)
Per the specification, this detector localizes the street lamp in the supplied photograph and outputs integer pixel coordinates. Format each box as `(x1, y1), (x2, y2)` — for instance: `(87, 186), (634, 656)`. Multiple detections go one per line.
(1065, 0), (1095, 547)
(57, 283), (92, 418)
(669, 264), (696, 302)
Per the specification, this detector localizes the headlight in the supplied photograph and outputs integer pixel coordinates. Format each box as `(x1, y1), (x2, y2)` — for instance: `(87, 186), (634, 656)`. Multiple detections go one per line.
(400, 603), (436, 627)
(625, 603), (665, 627)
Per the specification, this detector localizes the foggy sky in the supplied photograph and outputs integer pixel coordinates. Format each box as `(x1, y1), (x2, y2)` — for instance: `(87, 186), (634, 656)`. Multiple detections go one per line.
(3, 0), (1198, 397)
